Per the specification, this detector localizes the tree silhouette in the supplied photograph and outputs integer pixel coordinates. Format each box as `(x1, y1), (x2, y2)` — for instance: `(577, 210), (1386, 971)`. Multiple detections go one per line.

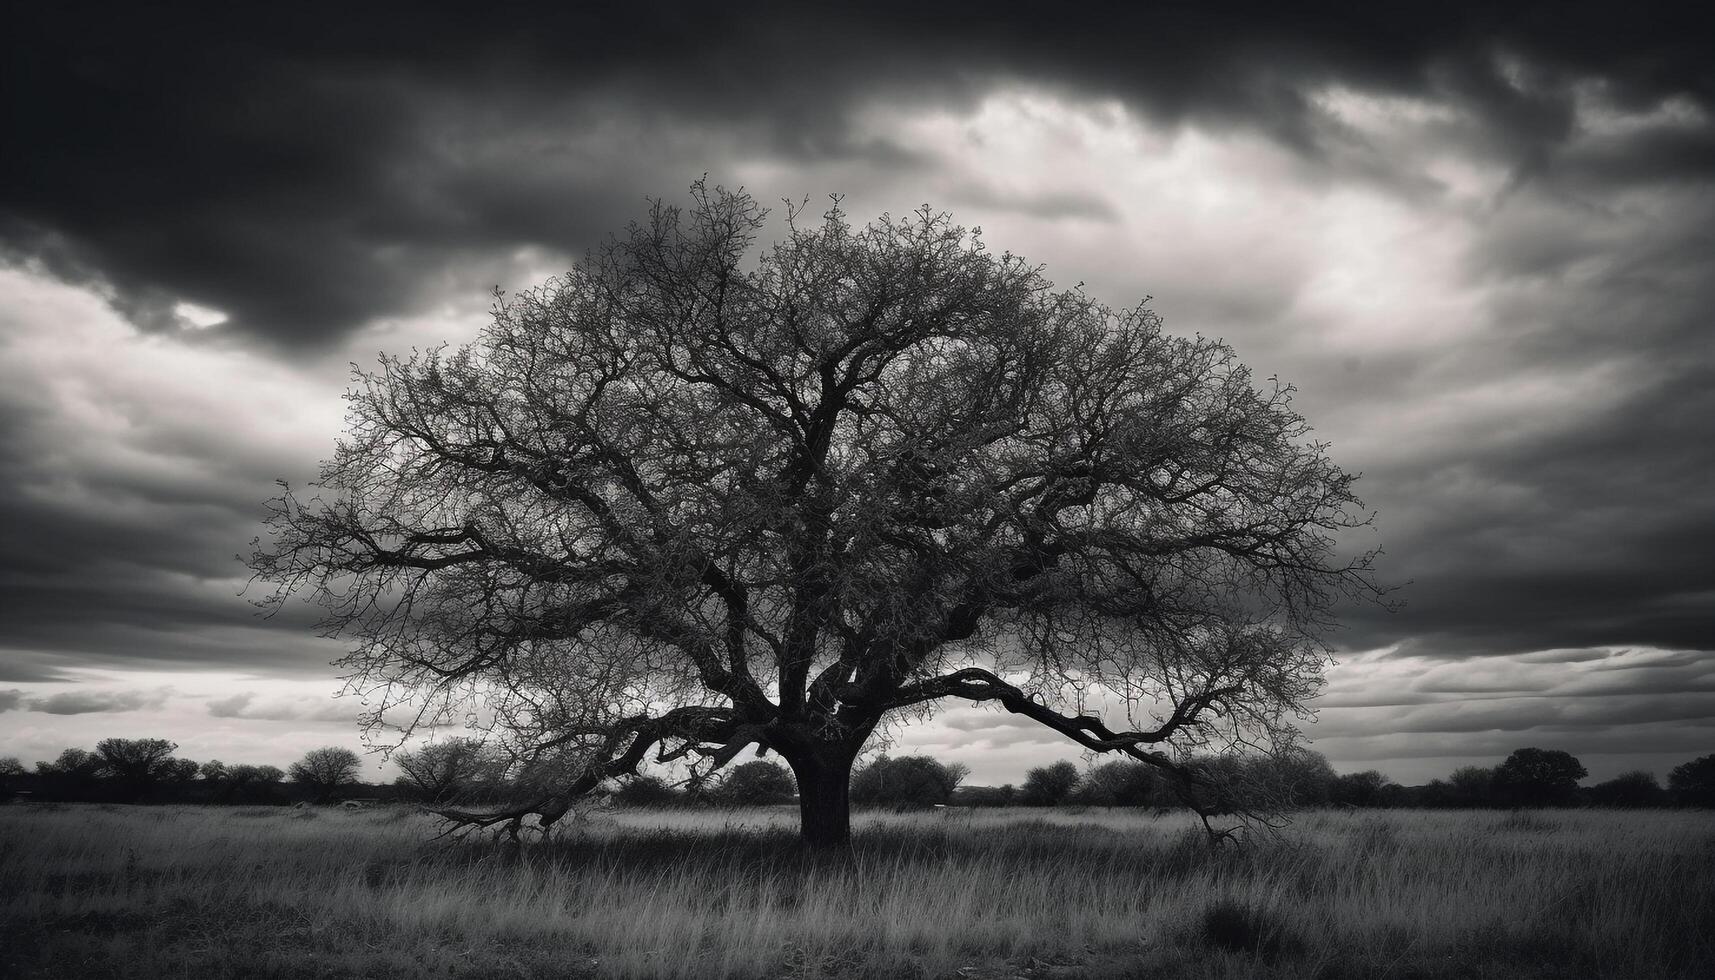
(1670, 754), (1715, 807)
(1447, 765), (1496, 807)
(288, 747), (362, 802)
(1330, 770), (1392, 808)
(205, 762), (285, 803)
(612, 774), (680, 807)
(1492, 748), (1586, 807)
(251, 183), (1382, 846)
(713, 760), (796, 805)
(1246, 747), (1336, 807)
(1586, 770), (1666, 808)
(850, 755), (968, 807)
(0, 756), (22, 799)
(93, 738), (181, 801)
(1020, 761), (1081, 806)
(393, 738), (501, 803)
(1068, 759), (1161, 806)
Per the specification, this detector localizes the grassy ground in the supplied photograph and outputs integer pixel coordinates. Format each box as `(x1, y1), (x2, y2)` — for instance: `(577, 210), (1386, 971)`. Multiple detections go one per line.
(1, 804), (1711, 979)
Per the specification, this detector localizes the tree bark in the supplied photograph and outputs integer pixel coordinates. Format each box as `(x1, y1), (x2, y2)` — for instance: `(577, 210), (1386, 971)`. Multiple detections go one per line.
(788, 749), (856, 849)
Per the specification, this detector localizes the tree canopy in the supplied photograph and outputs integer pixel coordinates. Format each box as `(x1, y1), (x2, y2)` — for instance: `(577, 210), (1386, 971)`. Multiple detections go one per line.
(1492, 748), (1586, 807)
(1020, 761), (1082, 806)
(251, 183), (1381, 845)
(1670, 754), (1715, 807)
(393, 737), (502, 803)
(713, 760), (797, 805)
(288, 747), (362, 802)
(850, 754), (968, 807)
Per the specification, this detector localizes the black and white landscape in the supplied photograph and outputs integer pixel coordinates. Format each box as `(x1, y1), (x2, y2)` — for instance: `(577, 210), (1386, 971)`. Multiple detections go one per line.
(2, 3), (1712, 978)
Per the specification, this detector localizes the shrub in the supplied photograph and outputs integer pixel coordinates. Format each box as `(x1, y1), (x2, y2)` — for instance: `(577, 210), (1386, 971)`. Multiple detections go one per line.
(1018, 761), (1080, 806)
(1670, 755), (1715, 807)
(712, 761), (796, 805)
(613, 775), (680, 808)
(851, 756), (967, 808)
(1585, 770), (1667, 808)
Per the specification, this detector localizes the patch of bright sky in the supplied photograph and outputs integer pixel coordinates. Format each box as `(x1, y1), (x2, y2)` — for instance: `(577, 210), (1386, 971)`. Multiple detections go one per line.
(172, 300), (228, 329)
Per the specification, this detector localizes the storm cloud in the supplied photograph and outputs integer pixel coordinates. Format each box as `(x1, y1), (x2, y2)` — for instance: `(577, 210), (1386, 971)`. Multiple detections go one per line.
(26, 689), (170, 716)
(5, 2), (1710, 348)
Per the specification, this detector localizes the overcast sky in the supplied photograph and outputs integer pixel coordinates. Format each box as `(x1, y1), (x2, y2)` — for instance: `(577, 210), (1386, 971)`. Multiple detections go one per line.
(2, 2), (1711, 786)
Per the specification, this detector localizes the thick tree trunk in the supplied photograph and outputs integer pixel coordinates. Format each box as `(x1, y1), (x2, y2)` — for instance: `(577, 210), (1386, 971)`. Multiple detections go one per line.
(788, 750), (856, 848)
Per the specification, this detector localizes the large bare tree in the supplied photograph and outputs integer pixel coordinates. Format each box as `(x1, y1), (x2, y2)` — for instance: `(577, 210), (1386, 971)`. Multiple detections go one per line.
(251, 183), (1381, 846)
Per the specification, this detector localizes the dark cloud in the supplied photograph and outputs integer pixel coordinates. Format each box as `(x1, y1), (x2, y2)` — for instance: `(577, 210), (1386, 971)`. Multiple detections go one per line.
(27, 689), (168, 715)
(0, 690), (21, 713)
(4, 1), (1710, 349)
(0, 381), (344, 675)
(206, 694), (254, 718)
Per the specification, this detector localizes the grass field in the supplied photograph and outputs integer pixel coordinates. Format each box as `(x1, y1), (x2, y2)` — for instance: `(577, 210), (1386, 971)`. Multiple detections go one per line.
(1, 804), (1711, 979)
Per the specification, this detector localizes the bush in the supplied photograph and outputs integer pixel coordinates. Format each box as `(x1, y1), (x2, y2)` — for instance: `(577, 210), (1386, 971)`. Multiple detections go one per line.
(1670, 755), (1715, 807)
(1492, 748), (1586, 807)
(1330, 770), (1394, 808)
(613, 775), (680, 807)
(851, 756), (967, 808)
(712, 761), (796, 805)
(1019, 761), (1080, 806)
(1585, 770), (1667, 808)
(1066, 760), (1160, 806)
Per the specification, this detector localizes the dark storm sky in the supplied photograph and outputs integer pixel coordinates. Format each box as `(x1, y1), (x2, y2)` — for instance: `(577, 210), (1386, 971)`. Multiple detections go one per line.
(1, 1), (1711, 781)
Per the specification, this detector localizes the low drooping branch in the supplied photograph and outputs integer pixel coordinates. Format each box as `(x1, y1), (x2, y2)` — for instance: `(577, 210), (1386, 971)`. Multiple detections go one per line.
(425, 704), (742, 841)
(867, 663), (1281, 837)
(878, 665), (1238, 752)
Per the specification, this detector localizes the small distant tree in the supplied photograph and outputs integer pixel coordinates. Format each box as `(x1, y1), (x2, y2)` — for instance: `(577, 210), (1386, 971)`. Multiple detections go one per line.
(38, 748), (95, 775)
(0, 756), (22, 800)
(1068, 759), (1160, 806)
(612, 774), (680, 807)
(393, 738), (501, 803)
(94, 738), (182, 801)
(232, 763), (285, 786)
(1411, 779), (1454, 808)
(1177, 756), (1254, 813)
(1669, 755), (1715, 807)
(1586, 770), (1667, 808)
(1245, 748), (1336, 808)
(160, 757), (202, 789)
(713, 760), (797, 805)
(1492, 748), (1586, 807)
(1019, 761), (1081, 806)
(289, 747), (363, 802)
(1447, 765), (1495, 807)
(35, 747), (102, 799)
(851, 755), (968, 807)
(1330, 770), (1393, 808)
(225, 764), (285, 803)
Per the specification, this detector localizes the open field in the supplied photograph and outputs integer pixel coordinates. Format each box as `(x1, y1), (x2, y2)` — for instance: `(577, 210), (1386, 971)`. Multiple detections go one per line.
(1, 805), (1711, 979)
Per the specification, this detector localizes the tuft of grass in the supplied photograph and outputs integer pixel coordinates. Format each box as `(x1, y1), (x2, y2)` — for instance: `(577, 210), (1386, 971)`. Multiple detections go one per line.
(1201, 898), (1303, 961)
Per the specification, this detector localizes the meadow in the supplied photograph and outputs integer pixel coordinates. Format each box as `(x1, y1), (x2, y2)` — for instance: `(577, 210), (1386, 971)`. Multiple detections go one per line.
(1, 804), (1711, 979)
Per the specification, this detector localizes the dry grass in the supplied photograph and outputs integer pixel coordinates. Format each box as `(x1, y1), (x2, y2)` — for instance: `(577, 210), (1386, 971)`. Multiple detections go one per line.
(1, 804), (1711, 978)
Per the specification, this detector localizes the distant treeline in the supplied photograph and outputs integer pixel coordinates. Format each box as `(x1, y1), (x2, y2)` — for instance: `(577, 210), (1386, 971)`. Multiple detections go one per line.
(958, 748), (1715, 811)
(3, 738), (1712, 809)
